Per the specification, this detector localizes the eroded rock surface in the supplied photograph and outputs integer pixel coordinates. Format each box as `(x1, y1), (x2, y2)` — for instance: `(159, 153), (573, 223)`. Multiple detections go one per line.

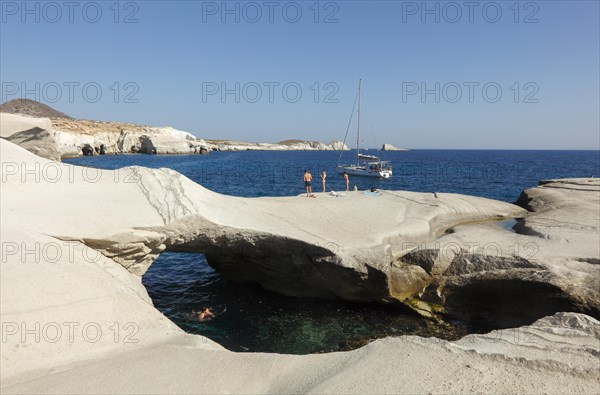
(2, 139), (598, 324)
(2, 140), (599, 393)
(5, 127), (61, 162)
(0, 113), (209, 158)
(1, 139), (527, 308)
(205, 139), (349, 151)
(381, 143), (407, 151)
(395, 178), (600, 324)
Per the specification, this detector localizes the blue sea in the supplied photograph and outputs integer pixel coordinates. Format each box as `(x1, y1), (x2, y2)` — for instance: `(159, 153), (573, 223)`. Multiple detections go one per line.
(65, 149), (600, 353)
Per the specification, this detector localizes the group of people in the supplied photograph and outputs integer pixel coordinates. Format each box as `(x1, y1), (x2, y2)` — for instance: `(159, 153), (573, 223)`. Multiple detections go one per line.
(304, 169), (350, 197)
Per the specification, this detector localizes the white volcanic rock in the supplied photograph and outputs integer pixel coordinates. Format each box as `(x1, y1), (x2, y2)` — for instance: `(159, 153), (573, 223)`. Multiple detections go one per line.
(3, 294), (599, 395)
(206, 139), (349, 151)
(0, 113), (209, 158)
(396, 178), (600, 320)
(381, 143), (407, 151)
(52, 128), (118, 158)
(51, 121), (209, 156)
(138, 127), (209, 154)
(329, 140), (349, 150)
(116, 130), (144, 153)
(5, 138), (599, 319)
(1, 139), (597, 321)
(5, 127), (61, 162)
(0, 113), (53, 138)
(0, 138), (528, 302)
(1, 139), (599, 394)
(0, 108), (344, 156)
(0, 139), (527, 298)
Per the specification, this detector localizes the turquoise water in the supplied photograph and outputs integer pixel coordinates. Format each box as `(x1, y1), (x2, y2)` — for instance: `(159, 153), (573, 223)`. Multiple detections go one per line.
(65, 149), (600, 353)
(142, 253), (466, 353)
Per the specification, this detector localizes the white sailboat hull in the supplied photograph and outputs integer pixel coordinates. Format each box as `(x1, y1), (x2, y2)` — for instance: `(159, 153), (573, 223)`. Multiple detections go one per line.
(337, 165), (392, 178)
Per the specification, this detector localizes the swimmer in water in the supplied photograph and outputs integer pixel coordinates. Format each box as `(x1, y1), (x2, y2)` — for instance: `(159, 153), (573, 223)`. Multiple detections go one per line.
(192, 307), (215, 321)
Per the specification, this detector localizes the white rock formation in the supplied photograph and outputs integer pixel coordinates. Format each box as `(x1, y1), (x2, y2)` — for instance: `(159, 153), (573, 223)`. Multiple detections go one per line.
(0, 113), (53, 138)
(0, 112), (347, 158)
(0, 138), (528, 300)
(5, 127), (61, 162)
(206, 139), (349, 151)
(136, 128), (208, 154)
(381, 143), (407, 151)
(51, 123), (209, 156)
(0, 113), (209, 159)
(1, 139), (599, 394)
(329, 140), (349, 151)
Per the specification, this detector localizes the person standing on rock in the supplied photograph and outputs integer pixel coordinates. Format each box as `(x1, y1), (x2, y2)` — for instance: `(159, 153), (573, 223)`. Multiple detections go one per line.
(304, 170), (313, 197)
(321, 170), (327, 192)
(343, 171), (350, 191)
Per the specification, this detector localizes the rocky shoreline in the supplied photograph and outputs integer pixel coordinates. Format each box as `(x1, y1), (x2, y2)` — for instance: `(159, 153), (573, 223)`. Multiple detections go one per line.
(0, 111), (349, 161)
(206, 138), (348, 152)
(1, 113), (210, 158)
(1, 138), (598, 393)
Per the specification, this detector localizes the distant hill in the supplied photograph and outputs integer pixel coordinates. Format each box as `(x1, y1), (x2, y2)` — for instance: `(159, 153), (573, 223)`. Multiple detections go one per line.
(0, 99), (72, 119)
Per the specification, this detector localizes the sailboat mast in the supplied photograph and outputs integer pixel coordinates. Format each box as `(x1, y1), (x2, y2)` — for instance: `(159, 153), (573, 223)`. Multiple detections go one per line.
(356, 79), (361, 163)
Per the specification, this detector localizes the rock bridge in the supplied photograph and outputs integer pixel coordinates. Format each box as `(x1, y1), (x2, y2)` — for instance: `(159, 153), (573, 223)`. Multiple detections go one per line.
(3, 140), (599, 324)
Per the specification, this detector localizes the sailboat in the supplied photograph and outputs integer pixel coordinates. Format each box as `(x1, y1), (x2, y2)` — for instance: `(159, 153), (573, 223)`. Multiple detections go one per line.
(337, 79), (393, 179)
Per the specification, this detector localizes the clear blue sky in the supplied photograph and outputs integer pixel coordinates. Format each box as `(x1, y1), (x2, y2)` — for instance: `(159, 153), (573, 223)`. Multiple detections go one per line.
(1, 0), (598, 149)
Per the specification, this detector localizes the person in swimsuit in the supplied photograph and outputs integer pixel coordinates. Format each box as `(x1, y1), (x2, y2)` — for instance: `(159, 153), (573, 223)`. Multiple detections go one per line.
(343, 171), (349, 191)
(304, 170), (313, 197)
(193, 307), (215, 322)
(321, 170), (327, 192)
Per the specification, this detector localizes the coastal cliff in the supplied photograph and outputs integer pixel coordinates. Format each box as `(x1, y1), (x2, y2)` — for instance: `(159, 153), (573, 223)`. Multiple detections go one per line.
(0, 112), (209, 159)
(0, 100), (349, 161)
(206, 139), (349, 151)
